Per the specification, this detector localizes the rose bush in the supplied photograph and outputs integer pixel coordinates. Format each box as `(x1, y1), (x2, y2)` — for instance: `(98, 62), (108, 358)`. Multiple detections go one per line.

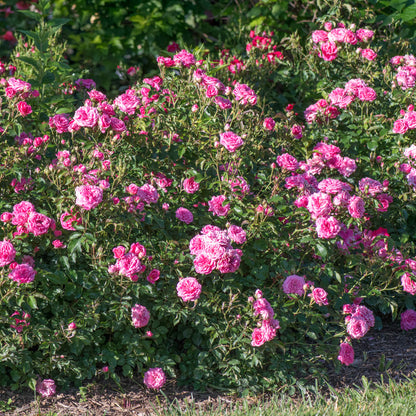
(2, 4), (416, 397)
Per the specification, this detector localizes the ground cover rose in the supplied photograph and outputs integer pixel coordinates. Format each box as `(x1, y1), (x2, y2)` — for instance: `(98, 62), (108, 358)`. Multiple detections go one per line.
(75, 185), (103, 210)
(0, 240), (16, 267)
(176, 277), (202, 301)
(36, 379), (56, 397)
(282, 275), (306, 296)
(143, 368), (166, 389)
(9, 263), (36, 284)
(338, 343), (354, 365)
(219, 131), (244, 152)
(131, 304), (150, 328)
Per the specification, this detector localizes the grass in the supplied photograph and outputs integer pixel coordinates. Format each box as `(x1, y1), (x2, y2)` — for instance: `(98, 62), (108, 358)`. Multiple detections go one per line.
(156, 376), (416, 416)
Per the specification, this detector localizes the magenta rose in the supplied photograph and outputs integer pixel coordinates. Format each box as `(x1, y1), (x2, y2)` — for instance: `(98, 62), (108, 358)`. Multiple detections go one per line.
(143, 367), (166, 389)
(282, 275), (305, 296)
(0, 240), (16, 267)
(401, 309), (416, 331)
(131, 304), (150, 328)
(175, 207), (193, 224)
(176, 277), (202, 302)
(401, 272), (416, 295)
(338, 343), (354, 366)
(320, 41), (337, 61)
(348, 195), (365, 219)
(17, 101), (32, 116)
(346, 316), (369, 339)
(311, 287), (329, 306)
(251, 327), (267, 347)
(227, 225), (246, 244)
(315, 216), (341, 239)
(27, 212), (52, 236)
(36, 379), (56, 398)
(183, 177), (200, 194)
(219, 131), (244, 152)
(194, 253), (216, 275)
(208, 195), (230, 217)
(9, 263), (36, 284)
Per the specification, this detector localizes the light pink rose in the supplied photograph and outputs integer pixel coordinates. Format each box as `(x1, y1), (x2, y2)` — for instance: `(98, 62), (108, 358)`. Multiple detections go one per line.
(0, 240), (16, 266)
(114, 92), (141, 114)
(227, 225), (246, 244)
(401, 309), (416, 331)
(175, 207), (193, 224)
(311, 287), (329, 306)
(401, 272), (416, 295)
(328, 88), (355, 108)
(338, 343), (354, 365)
(131, 304), (150, 328)
(75, 185), (103, 210)
(219, 131), (244, 152)
(315, 216), (341, 239)
(73, 106), (99, 128)
(143, 368), (166, 389)
(36, 379), (56, 397)
(176, 277), (202, 301)
(282, 274), (306, 296)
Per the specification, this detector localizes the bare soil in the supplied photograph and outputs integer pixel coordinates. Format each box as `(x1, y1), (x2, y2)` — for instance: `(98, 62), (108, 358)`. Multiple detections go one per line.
(1, 320), (415, 416)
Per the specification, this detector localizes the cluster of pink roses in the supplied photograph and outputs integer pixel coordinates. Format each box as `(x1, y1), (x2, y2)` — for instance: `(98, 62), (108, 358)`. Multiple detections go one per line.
(2, 76), (39, 117)
(343, 303), (375, 339)
(108, 242), (148, 281)
(246, 30), (284, 64)
(305, 78), (376, 124)
(189, 225), (245, 275)
(123, 182), (160, 214)
(250, 289), (280, 347)
(393, 107), (416, 135)
(396, 144), (416, 192)
(1, 200), (55, 237)
(278, 142), (391, 240)
(311, 22), (374, 62)
(390, 54), (416, 90)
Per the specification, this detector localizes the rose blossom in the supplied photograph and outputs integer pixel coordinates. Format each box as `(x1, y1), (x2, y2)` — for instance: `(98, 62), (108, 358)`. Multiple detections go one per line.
(320, 41), (337, 61)
(9, 263), (36, 284)
(0, 240), (16, 267)
(175, 207), (193, 224)
(183, 176), (200, 193)
(346, 316), (369, 339)
(401, 309), (416, 331)
(208, 195), (230, 217)
(147, 269), (160, 284)
(27, 212), (52, 236)
(194, 253), (216, 274)
(227, 225), (246, 244)
(348, 195), (365, 219)
(360, 48), (377, 61)
(263, 117), (275, 131)
(251, 327), (267, 347)
(276, 153), (299, 171)
(17, 101), (32, 116)
(315, 216), (341, 239)
(401, 272), (416, 295)
(143, 368), (166, 390)
(75, 185), (103, 210)
(73, 106), (99, 128)
(176, 277), (202, 301)
(310, 287), (329, 306)
(131, 304), (150, 328)
(219, 131), (244, 152)
(338, 343), (354, 366)
(36, 379), (56, 397)
(307, 192), (333, 219)
(357, 87), (377, 102)
(282, 274), (306, 296)
(113, 92), (140, 114)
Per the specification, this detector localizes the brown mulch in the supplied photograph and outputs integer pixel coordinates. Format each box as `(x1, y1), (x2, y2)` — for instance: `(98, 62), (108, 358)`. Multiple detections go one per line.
(1, 320), (416, 416)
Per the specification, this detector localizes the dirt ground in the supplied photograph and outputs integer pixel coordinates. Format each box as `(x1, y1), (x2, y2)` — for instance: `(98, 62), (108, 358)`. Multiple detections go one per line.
(1, 320), (415, 416)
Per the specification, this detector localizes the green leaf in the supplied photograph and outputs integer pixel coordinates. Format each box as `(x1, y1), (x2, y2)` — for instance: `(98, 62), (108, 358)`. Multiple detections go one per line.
(315, 243), (327, 259)
(48, 18), (70, 27)
(16, 56), (41, 72)
(27, 295), (38, 309)
(17, 10), (42, 21)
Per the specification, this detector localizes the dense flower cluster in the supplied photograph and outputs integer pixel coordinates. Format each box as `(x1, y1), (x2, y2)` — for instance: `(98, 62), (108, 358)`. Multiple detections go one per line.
(343, 303), (375, 339)
(189, 225), (244, 274)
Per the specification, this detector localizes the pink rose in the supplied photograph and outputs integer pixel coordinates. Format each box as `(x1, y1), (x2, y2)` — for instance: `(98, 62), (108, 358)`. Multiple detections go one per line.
(355, 28), (374, 42)
(401, 272), (416, 295)
(263, 117), (275, 131)
(208, 195), (230, 217)
(348, 195), (365, 218)
(110, 117), (126, 132)
(253, 298), (274, 320)
(183, 177), (200, 194)
(73, 106), (99, 128)
(251, 327), (267, 347)
(232, 82), (257, 105)
(194, 253), (216, 275)
(401, 309), (416, 331)
(219, 131), (244, 152)
(337, 343), (354, 365)
(320, 41), (337, 61)
(49, 114), (70, 133)
(282, 274), (306, 296)
(214, 96), (232, 110)
(17, 101), (32, 116)
(36, 379), (56, 398)
(147, 269), (160, 284)
(75, 185), (103, 210)
(307, 192), (333, 219)
(227, 225), (246, 244)
(117, 253), (142, 278)
(357, 87), (377, 102)
(27, 212), (52, 236)
(276, 153), (299, 171)
(346, 316), (369, 339)
(137, 184), (159, 204)
(176, 277), (202, 301)
(9, 263), (36, 284)
(311, 287), (329, 306)
(112, 246), (126, 259)
(0, 240), (16, 267)
(143, 367), (166, 389)
(291, 124), (303, 139)
(311, 30), (328, 43)
(175, 207), (193, 224)
(173, 50), (196, 67)
(360, 48), (377, 61)
(315, 216), (341, 239)
(393, 119), (408, 134)
(131, 304), (150, 328)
